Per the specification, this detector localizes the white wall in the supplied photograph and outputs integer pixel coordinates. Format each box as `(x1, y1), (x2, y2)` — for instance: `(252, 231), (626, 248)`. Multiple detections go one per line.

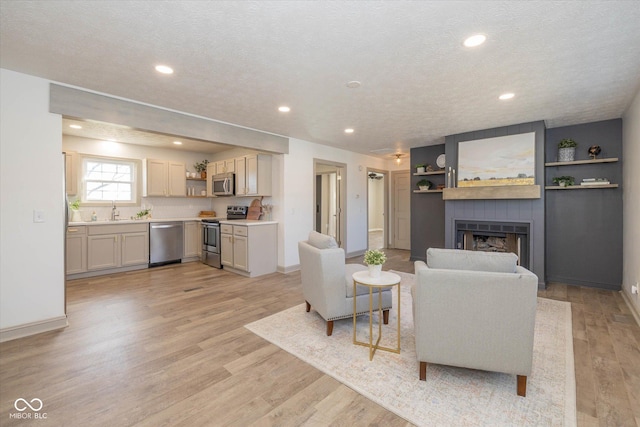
(622, 88), (640, 315)
(1, 69), (66, 330)
(281, 138), (388, 268)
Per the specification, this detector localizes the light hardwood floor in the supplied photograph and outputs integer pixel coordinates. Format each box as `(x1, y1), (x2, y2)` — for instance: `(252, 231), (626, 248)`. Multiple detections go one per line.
(1, 249), (638, 426)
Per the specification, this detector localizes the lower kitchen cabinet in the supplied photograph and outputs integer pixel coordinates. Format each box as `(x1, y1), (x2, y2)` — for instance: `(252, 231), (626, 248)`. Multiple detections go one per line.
(220, 222), (276, 277)
(86, 223), (149, 272)
(66, 226), (87, 274)
(183, 221), (202, 259)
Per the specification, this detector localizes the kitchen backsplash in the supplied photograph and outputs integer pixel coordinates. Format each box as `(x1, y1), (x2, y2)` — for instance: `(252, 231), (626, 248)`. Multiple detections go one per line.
(72, 197), (213, 222)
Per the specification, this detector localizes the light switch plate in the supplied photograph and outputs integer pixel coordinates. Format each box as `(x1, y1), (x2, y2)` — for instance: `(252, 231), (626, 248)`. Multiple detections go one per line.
(33, 210), (45, 223)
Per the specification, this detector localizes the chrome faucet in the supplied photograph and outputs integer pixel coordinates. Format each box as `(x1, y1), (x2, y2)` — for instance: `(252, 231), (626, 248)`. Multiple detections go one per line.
(111, 201), (119, 221)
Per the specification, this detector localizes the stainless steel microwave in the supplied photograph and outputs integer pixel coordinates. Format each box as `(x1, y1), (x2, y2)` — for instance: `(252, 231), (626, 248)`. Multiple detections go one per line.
(212, 172), (235, 196)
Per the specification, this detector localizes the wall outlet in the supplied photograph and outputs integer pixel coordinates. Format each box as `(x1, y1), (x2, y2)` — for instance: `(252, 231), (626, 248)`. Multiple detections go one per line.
(632, 283), (639, 295)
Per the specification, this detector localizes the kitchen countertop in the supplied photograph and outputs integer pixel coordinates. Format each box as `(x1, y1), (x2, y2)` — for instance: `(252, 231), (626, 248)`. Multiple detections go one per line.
(218, 219), (278, 226)
(68, 217), (220, 226)
(68, 217), (277, 226)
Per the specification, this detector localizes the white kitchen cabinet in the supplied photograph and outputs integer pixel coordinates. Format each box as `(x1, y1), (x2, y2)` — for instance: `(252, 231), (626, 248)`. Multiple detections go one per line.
(214, 159), (234, 174)
(87, 223), (149, 271)
(234, 154), (272, 197)
(219, 222), (277, 277)
(183, 221), (202, 259)
(65, 151), (78, 196)
(66, 225), (86, 275)
(143, 159), (186, 197)
(206, 163), (216, 196)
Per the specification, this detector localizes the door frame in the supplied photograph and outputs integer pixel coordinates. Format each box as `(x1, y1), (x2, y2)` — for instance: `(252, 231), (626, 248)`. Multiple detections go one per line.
(313, 159), (347, 249)
(366, 168), (389, 249)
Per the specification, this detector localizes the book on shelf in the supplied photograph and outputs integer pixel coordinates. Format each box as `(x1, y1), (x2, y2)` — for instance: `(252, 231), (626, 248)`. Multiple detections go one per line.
(580, 181), (610, 186)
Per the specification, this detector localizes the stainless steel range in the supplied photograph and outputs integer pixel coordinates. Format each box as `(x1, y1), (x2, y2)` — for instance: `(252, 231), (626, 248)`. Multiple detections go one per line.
(201, 206), (248, 268)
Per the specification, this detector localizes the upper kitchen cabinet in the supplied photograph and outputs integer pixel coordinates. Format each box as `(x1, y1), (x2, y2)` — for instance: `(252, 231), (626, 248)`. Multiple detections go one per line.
(143, 159), (186, 197)
(215, 159), (235, 174)
(235, 154), (272, 197)
(65, 151), (78, 195)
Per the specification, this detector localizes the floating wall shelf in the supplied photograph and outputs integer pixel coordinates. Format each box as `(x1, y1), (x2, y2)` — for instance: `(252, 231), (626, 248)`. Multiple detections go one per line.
(544, 157), (618, 167)
(413, 170), (446, 176)
(545, 184), (619, 190)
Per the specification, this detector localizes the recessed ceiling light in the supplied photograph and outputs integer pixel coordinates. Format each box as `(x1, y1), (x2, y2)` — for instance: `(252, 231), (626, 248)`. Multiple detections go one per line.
(346, 81), (361, 88)
(173, 141), (183, 145)
(499, 93), (515, 100)
(155, 65), (174, 74)
(463, 34), (486, 47)
(69, 124), (82, 129)
(278, 106), (290, 113)
(344, 128), (354, 134)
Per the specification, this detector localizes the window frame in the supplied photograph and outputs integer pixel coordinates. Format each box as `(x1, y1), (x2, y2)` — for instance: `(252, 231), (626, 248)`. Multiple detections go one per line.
(79, 154), (141, 207)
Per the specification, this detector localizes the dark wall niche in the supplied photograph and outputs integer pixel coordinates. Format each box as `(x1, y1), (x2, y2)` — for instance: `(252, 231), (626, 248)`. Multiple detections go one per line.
(545, 119), (622, 290)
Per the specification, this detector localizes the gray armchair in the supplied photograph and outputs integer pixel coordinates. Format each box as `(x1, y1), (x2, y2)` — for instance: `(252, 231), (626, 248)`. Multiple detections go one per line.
(298, 231), (392, 335)
(413, 248), (538, 396)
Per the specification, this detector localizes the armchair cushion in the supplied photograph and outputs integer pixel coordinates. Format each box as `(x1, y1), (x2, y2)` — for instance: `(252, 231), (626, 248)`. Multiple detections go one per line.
(426, 247), (517, 273)
(308, 230), (339, 249)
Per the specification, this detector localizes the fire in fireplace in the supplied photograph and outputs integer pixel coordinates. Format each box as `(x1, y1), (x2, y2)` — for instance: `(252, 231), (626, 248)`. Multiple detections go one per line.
(455, 221), (530, 269)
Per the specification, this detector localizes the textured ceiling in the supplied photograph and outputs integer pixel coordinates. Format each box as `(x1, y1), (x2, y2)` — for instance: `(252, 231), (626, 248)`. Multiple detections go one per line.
(2, 1), (640, 157)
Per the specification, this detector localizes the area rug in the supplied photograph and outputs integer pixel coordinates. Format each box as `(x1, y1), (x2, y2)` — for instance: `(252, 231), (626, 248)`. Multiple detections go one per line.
(245, 271), (576, 426)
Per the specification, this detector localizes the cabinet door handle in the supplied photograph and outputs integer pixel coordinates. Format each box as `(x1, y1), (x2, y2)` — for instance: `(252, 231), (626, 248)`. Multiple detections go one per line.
(123, 235), (126, 242)
(114, 236), (118, 243)
(68, 228), (78, 233)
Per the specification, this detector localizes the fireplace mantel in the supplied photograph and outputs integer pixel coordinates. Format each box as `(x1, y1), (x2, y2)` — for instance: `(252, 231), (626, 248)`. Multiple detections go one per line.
(442, 185), (541, 200)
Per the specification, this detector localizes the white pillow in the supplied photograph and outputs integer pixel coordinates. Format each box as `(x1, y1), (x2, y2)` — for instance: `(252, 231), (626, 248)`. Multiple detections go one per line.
(308, 231), (338, 249)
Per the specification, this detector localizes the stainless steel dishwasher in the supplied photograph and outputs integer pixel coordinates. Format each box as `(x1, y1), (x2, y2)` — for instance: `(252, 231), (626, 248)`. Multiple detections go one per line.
(149, 222), (184, 266)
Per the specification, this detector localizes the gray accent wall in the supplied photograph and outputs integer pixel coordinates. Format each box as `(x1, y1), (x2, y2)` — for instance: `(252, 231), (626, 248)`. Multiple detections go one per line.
(410, 144), (446, 260)
(545, 119), (622, 290)
(444, 121), (546, 288)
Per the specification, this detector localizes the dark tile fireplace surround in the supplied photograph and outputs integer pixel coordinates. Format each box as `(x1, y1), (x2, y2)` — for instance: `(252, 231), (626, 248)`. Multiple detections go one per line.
(455, 220), (530, 270)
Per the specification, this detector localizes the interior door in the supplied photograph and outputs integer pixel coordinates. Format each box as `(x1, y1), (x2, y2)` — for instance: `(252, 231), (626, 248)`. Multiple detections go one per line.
(393, 171), (411, 250)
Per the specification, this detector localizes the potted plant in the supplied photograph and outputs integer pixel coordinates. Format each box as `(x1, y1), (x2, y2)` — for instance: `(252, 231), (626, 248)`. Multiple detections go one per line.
(69, 199), (82, 222)
(558, 138), (577, 162)
(364, 249), (386, 278)
(415, 164), (426, 174)
(193, 160), (209, 179)
(552, 176), (575, 187)
(417, 179), (432, 191)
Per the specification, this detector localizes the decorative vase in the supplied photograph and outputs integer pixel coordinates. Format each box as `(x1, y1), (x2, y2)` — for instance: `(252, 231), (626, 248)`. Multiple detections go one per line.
(558, 147), (575, 162)
(368, 264), (382, 278)
(200, 171), (207, 179)
(71, 209), (82, 222)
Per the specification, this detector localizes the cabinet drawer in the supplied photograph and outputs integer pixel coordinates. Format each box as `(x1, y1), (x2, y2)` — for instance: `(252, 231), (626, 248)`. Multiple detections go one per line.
(233, 226), (248, 237)
(66, 226), (87, 236)
(220, 224), (233, 234)
(89, 223), (149, 235)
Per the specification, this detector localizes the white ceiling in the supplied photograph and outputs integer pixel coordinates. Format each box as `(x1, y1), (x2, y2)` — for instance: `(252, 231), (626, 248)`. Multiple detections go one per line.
(2, 1), (640, 157)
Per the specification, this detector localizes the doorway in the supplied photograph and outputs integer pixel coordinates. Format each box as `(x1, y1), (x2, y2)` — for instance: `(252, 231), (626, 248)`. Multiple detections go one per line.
(314, 160), (346, 248)
(367, 169), (387, 250)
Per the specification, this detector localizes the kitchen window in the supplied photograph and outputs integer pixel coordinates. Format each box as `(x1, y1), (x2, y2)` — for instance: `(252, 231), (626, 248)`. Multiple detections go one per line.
(81, 156), (139, 205)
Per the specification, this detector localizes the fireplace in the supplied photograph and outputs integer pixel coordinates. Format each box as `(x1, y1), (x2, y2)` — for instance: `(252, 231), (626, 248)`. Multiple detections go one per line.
(455, 221), (530, 269)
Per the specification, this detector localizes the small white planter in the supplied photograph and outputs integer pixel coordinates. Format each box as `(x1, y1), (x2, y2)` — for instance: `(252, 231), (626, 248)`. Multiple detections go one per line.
(419, 186), (429, 191)
(416, 167), (425, 174)
(71, 210), (82, 222)
(368, 264), (382, 278)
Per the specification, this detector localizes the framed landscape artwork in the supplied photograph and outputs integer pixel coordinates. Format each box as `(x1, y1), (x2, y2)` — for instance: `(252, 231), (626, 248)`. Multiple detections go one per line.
(457, 132), (535, 187)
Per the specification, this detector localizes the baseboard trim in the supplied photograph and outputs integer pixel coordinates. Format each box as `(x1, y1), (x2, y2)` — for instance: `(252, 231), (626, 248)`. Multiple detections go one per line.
(278, 264), (300, 274)
(621, 290), (640, 327)
(545, 276), (621, 291)
(0, 315), (68, 343)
